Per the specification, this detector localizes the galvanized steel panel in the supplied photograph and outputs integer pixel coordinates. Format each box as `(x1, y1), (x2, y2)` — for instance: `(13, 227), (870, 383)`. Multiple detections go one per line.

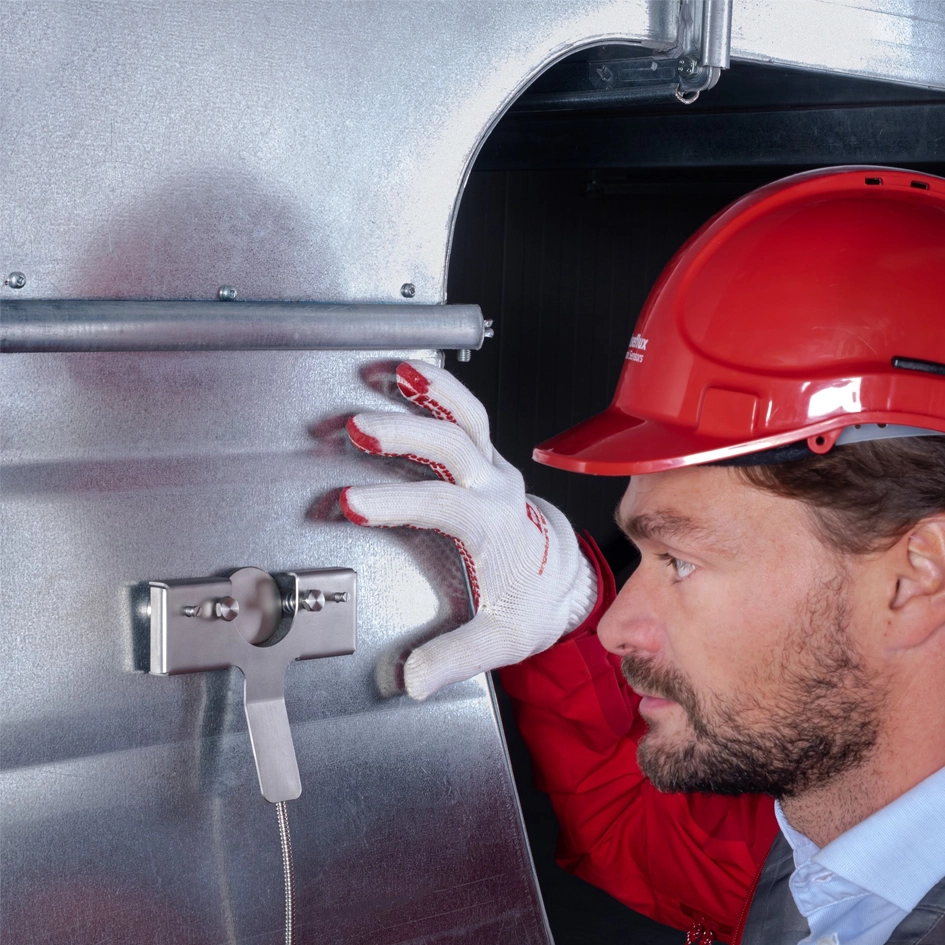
(0, 1), (671, 305)
(733, 0), (945, 89)
(4, 2), (942, 309)
(4, 4), (945, 943)
(0, 349), (552, 943)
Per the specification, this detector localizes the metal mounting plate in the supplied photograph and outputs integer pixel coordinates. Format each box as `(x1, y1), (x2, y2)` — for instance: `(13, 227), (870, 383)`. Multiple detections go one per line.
(149, 567), (357, 802)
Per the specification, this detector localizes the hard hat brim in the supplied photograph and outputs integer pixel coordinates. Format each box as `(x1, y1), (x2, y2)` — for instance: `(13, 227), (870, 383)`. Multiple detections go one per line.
(531, 407), (754, 475)
(534, 405), (945, 475)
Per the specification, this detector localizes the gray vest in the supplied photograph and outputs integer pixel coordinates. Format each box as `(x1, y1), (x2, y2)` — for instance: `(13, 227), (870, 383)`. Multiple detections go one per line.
(740, 832), (945, 945)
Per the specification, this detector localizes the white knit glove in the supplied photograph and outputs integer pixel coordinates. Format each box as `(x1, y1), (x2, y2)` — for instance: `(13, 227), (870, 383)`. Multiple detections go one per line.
(342, 360), (598, 701)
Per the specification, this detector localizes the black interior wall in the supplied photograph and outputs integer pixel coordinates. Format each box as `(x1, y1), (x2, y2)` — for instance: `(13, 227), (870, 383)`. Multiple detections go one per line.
(447, 167), (761, 944)
(448, 167), (792, 578)
(446, 159), (944, 943)
(444, 58), (945, 945)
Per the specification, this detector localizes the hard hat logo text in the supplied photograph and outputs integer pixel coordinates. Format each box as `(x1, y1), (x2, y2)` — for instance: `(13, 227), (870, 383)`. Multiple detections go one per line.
(626, 334), (649, 363)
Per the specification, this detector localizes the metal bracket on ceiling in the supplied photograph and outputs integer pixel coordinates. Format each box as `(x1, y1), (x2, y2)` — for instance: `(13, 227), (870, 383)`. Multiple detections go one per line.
(671, 0), (731, 103)
(518, 0), (732, 111)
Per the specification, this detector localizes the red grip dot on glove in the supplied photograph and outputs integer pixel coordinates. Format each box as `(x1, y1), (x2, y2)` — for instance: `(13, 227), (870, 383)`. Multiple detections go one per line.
(339, 487), (369, 527)
(346, 417), (383, 455)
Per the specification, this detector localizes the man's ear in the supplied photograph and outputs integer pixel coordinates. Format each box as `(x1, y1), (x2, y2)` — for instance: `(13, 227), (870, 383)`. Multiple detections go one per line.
(889, 517), (945, 643)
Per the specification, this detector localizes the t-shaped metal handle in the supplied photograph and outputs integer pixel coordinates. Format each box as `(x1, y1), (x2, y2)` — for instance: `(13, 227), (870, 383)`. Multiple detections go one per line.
(149, 567), (357, 802)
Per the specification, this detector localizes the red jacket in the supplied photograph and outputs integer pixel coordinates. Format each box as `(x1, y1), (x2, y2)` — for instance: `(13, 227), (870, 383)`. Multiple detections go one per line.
(498, 536), (778, 943)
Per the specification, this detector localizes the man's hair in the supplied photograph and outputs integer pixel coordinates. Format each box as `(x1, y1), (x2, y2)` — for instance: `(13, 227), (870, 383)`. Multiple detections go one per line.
(736, 436), (945, 556)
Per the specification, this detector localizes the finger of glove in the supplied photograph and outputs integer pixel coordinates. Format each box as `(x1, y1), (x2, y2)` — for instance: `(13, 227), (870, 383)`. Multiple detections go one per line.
(396, 361), (492, 457)
(347, 412), (494, 488)
(341, 481), (483, 548)
(403, 612), (521, 701)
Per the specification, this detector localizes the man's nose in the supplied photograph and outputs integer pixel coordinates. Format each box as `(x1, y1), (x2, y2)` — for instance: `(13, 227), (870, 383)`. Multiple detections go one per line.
(596, 570), (663, 657)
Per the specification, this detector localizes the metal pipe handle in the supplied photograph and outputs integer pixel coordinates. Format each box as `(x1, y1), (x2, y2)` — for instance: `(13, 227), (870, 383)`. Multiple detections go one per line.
(1, 300), (486, 353)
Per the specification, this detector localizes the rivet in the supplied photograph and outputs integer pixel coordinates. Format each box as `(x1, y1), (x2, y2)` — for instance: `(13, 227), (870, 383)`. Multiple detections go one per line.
(400, 283), (416, 298)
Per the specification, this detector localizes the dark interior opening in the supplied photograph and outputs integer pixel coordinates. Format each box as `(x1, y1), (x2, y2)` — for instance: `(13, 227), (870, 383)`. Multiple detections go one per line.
(445, 54), (945, 945)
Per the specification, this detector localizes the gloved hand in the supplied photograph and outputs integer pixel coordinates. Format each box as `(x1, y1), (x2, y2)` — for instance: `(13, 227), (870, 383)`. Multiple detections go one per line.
(341, 360), (598, 700)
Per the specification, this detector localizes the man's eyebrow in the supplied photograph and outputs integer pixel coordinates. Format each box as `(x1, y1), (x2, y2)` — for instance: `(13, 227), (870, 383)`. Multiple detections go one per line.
(615, 508), (733, 554)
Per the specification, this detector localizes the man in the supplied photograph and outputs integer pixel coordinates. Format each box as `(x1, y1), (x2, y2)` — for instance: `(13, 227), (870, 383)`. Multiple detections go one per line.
(341, 166), (945, 944)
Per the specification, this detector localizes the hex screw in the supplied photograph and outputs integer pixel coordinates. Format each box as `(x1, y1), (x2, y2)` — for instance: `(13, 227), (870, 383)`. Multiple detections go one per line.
(217, 285), (238, 301)
(4, 272), (26, 289)
(400, 283), (416, 298)
(300, 589), (325, 612)
(215, 596), (240, 621)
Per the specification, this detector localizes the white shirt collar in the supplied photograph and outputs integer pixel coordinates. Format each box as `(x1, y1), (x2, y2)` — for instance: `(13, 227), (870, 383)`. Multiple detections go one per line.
(775, 765), (945, 912)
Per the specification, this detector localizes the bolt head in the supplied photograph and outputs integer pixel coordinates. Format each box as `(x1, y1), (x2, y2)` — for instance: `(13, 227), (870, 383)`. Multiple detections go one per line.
(400, 283), (416, 299)
(215, 596), (240, 621)
(300, 589), (325, 612)
(5, 272), (26, 289)
(217, 285), (238, 301)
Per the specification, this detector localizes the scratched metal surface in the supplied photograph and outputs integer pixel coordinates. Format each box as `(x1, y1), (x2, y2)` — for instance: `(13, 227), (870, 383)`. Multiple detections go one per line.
(3, 4), (945, 943)
(733, 0), (945, 90)
(3, 2), (942, 309)
(0, 350), (552, 944)
(0, 0), (671, 306)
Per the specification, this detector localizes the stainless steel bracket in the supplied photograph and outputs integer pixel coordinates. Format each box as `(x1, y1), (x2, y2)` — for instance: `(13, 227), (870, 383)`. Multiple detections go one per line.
(515, 0), (732, 112)
(149, 567), (357, 803)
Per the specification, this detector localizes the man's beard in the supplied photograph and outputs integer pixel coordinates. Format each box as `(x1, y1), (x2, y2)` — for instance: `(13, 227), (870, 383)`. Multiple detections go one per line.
(622, 572), (885, 799)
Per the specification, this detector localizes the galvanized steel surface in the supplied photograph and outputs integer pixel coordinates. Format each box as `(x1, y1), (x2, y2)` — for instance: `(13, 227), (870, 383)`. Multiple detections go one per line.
(733, 0), (945, 89)
(4, 2), (942, 309)
(0, 1), (671, 306)
(4, 4), (945, 943)
(1, 350), (552, 944)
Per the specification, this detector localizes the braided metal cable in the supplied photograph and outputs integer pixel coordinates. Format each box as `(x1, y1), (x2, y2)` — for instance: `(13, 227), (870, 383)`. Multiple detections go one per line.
(275, 801), (296, 945)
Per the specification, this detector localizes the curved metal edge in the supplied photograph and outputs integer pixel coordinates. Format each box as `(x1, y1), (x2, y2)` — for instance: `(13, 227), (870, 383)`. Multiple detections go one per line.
(0, 300), (485, 352)
(441, 22), (681, 303)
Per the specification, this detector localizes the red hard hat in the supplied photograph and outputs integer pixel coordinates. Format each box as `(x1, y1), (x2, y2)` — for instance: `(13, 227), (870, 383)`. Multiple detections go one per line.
(534, 166), (945, 476)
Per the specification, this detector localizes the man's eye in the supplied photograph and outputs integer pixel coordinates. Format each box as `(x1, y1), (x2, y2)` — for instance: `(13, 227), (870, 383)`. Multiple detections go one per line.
(658, 553), (696, 580)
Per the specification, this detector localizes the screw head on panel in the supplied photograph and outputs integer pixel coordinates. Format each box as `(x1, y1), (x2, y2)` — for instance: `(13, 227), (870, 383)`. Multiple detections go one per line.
(215, 596), (240, 621)
(217, 285), (238, 301)
(4, 272), (26, 289)
(331, 591), (349, 603)
(400, 283), (416, 298)
(300, 589), (325, 612)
